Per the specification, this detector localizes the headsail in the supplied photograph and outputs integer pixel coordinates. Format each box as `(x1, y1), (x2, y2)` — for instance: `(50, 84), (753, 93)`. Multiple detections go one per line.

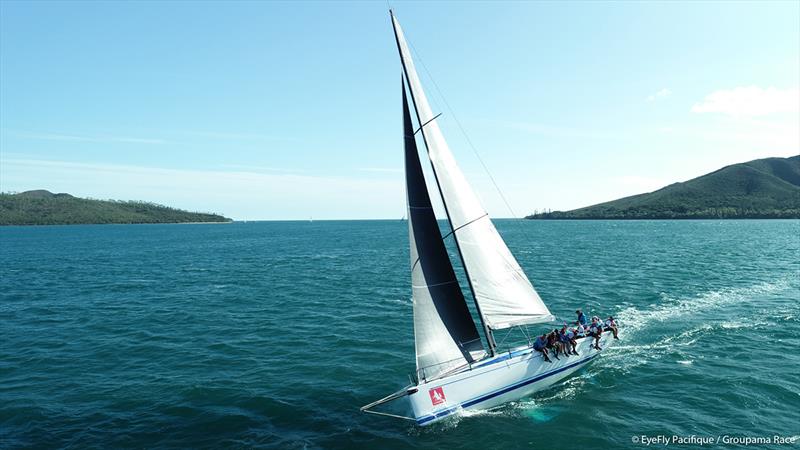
(391, 12), (554, 335)
(404, 81), (485, 381)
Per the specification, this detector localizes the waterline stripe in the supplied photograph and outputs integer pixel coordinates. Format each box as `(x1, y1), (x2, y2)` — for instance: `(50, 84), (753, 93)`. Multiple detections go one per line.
(416, 353), (599, 425)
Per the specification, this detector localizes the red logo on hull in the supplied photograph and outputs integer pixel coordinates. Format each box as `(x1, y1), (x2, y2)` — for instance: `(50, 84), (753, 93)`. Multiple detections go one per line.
(429, 387), (446, 405)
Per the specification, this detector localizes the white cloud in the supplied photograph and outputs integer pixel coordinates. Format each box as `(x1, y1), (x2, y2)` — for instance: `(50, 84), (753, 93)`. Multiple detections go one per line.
(3, 128), (299, 144)
(694, 117), (799, 151)
(0, 158), (402, 220)
(358, 167), (402, 173)
(652, 116), (799, 160)
(647, 88), (672, 102)
(180, 130), (299, 142)
(7, 130), (167, 144)
(691, 86), (799, 117)
(221, 164), (304, 173)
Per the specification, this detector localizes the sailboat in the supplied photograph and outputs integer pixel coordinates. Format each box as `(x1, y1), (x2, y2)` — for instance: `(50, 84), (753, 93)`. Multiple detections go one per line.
(361, 11), (615, 426)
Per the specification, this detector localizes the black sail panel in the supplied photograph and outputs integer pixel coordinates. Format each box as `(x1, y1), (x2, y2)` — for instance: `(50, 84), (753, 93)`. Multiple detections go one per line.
(403, 81), (484, 379)
(391, 13), (553, 338)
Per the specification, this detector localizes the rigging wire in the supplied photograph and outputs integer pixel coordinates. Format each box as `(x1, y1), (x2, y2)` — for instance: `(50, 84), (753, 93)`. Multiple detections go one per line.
(403, 34), (556, 341)
(404, 36), (544, 288)
(405, 40), (527, 223)
(398, 14), (558, 346)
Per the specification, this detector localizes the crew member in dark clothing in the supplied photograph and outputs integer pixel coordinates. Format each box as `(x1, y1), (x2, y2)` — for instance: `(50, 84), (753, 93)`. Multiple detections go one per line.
(575, 309), (588, 327)
(546, 330), (561, 360)
(561, 325), (578, 355)
(533, 333), (552, 362)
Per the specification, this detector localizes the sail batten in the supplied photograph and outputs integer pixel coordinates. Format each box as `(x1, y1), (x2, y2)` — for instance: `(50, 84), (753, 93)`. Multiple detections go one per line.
(402, 79), (485, 381)
(392, 12), (554, 338)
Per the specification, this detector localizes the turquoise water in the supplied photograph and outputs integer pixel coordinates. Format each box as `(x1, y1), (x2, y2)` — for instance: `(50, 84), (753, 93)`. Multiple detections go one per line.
(1, 220), (798, 448)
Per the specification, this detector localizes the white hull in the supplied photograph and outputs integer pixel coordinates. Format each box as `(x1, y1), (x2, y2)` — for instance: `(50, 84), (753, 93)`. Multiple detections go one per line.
(409, 331), (614, 425)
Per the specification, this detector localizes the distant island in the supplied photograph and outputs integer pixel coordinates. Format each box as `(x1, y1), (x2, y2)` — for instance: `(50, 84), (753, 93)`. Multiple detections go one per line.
(527, 155), (800, 220)
(0, 190), (232, 225)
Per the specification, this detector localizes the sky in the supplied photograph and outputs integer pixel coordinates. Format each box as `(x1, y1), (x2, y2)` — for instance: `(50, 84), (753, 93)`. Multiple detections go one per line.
(1, 1), (798, 220)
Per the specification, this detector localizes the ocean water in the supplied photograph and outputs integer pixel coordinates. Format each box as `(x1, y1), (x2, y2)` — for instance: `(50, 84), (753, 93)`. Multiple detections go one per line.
(1, 220), (798, 449)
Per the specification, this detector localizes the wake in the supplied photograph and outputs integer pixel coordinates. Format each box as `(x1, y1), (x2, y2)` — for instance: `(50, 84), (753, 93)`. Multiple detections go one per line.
(418, 276), (798, 428)
(615, 277), (794, 336)
(512, 277), (796, 418)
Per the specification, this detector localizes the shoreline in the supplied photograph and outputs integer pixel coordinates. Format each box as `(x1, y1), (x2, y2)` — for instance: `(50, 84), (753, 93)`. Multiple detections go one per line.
(3, 218), (799, 226)
(525, 216), (800, 221)
(0, 220), (233, 227)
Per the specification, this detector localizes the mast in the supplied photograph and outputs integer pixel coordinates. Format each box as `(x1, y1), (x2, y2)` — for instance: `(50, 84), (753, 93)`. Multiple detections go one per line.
(390, 10), (554, 341)
(403, 77), (485, 380)
(390, 10), (497, 355)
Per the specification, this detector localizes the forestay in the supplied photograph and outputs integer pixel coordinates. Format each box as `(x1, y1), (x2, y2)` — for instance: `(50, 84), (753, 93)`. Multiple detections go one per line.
(403, 83), (485, 380)
(392, 13), (554, 330)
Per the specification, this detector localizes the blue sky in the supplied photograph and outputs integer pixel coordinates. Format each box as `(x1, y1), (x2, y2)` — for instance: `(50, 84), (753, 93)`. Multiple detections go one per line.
(1, 1), (798, 220)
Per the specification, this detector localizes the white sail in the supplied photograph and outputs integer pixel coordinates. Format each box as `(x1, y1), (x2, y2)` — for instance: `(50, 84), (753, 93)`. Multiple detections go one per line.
(403, 82), (485, 381)
(409, 221), (483, 378)
(391, 14), (554, 330)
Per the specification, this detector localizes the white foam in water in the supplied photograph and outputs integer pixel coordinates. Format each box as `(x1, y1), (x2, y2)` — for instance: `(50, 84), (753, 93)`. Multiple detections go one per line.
(386, 297), (412, 306)
(418, 405), (511, 432)
(457, 406), (508, 419)
(424, 277), (797, 428)
(509, 374), (593, 421)
(436, 375), (592, 428)
(600, 277), (796, 373)
(615, 278), (793, 336)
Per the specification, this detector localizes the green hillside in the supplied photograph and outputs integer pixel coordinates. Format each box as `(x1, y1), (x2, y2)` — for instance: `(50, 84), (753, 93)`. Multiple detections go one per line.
(527, 155), (800, 220)
(0, 190), (232, 225)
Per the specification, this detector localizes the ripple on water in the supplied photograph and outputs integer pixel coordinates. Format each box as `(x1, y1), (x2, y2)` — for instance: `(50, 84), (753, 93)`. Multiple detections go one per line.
(0, 220), (798, 448)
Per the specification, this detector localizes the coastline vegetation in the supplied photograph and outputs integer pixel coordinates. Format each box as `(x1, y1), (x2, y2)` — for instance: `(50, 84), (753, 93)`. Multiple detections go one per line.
(0, 190), (232, 225)
(527, 156), (800, 220)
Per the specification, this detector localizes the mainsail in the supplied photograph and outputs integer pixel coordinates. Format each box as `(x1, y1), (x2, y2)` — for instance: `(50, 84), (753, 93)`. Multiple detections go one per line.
(392, 12), (554, 337)
(404, 82), (485, 381)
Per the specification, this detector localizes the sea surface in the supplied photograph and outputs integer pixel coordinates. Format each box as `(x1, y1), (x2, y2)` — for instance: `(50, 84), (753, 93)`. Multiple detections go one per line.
(1, 220), (798, 449)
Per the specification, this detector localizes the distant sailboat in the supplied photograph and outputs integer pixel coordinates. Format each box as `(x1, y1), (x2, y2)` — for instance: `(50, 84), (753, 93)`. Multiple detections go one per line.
(361, 11), (615, 426)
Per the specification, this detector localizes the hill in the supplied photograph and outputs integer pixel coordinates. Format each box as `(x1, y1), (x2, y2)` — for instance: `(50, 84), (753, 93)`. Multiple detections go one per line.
(526, 155), (800, 220)
(0, 190), (232, 225)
